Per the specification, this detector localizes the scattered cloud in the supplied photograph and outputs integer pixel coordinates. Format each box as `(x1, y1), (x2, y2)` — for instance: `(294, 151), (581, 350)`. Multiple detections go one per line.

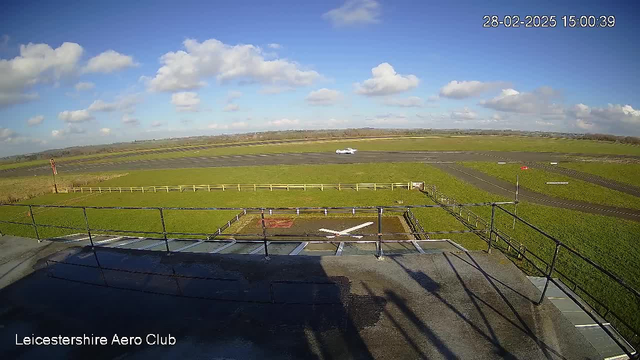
(323, 0), (381, 27)
(83, 50), (137, 73)
(0, 41), (83, 108)
(383, 96), (424, 107)
(121, 114), (140, 126)
(268, 118), (300, 127)
(226, 90), (242, 102)
(88, 99), (118, 112)
(0, 127), (16, 141)
(207, 121), (249, 130)
(450, 107), (478, 121)
(74, 81), (95, 91)
(146, 38), (320, 92)
(354, 63), (419, 96)
(51, 125), (86, 137)
(439, 80), (507, 99)
(267, 43), (281, 49)
(171, 91), (200, 112)
(259, 86), (295, 95)
(566, 103), (640, 134)
(99, 128), (111, 135)
(150, 121), (164, 127)
(27, 115), (44, 126)
(223, 103), (240, 112)
(306, 88), (342, 106)
(479, 87), (564, 116)
(58, 109), (94, 123)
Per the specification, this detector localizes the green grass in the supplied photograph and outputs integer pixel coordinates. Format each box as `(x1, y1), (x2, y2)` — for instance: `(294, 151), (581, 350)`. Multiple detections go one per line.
(559, 162), (640, 187)
(72, 135), (640, 166)
(1, 162), (639, 339)
(462, 162), (640, 210)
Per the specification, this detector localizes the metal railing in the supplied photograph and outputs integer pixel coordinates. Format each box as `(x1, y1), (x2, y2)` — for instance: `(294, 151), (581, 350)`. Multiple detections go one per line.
(59, 182), (423, 193)
(404, 209), (429, 240)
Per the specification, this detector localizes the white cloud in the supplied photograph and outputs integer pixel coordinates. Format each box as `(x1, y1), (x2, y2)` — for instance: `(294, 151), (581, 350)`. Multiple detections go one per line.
(88, 93), (142, 114)
(51, 125), (86, 137)
(383, 96), (424, 107)
(439, 80), (506, 99)
(450, 107), (478, 121)
(75, 81), (95, 91)
(146, 38), (320, 92)
(0, 127), (16, 141)
(58, 109), (94, 123)
(267, 118), (300, 127)
(99, 128), (111, 135)
(306, 88), (342, 106)
(83, 50), (137, 73)
(479, 87), (563, 116)
(0, 41), (83, 108)
(27, 115), (44, 126)
(567, 103), (640, 134)
(223, 103), (240, 112)
(150, 121), (164, 127)
(121, 114), (139, 126)
(88, 99), (118, 112)
(267, 43), (281, 49)
(354, 63), (419, 96)
(323, 0), (381, 27)
(171, 91), (200, 112)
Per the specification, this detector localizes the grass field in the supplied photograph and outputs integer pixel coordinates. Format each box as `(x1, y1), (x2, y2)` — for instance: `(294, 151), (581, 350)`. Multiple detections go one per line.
(1, 162), (639, 338)
(462, 162), (640, 210)
(4, 135), (640, 171)
(559, 162), (640, 187)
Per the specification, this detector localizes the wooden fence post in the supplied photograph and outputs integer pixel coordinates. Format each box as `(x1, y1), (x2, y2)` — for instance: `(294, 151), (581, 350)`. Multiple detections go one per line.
(238, 184), (241, 191)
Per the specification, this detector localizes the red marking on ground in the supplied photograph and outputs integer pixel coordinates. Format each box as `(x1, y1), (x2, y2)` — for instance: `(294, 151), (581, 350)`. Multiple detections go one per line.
(260, 218), (294, 228)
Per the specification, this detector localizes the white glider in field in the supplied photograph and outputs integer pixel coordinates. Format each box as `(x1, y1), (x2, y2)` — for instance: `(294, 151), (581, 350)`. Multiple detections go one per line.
(319, 221), (374, 239)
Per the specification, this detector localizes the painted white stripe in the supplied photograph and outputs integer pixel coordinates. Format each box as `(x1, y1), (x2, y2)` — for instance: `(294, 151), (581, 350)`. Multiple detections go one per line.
(210, 240), (236, 253)
(249, 242), (270, 254)
(62, 236), (90, 244)
(411, 240), (425, 254)
(95, 236), (124, 245)
(289, 242), (308, 255)
(336, 242), (345, 256)
(111, 238), (144, 248)
(175, 240), (204, 252)
(137, 239), (174, 250)
(575, 323), (611, 328)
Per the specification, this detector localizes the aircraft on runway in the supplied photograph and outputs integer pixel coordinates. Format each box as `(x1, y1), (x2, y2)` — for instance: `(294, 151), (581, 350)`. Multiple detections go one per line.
(336, 147), (357, 154)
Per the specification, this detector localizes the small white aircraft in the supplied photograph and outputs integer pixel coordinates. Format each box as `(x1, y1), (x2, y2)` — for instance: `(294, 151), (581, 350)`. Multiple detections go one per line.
(336, 147), (357, 154)
(319, 222), (374, 239)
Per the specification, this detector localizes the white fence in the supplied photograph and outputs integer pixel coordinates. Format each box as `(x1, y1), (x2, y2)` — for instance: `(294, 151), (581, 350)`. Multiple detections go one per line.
(60, 182), (425, 194)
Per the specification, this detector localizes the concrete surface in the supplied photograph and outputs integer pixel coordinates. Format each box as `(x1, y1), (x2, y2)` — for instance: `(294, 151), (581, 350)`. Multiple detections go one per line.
(0, 247), (600, 359)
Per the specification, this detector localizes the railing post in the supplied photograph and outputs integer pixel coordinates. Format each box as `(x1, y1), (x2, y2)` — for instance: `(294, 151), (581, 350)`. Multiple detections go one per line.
(487, 204), (496, 253)
(28, 205), (40, 242)
(261, 209), (269, 259)
(82, 207), (94, 248)
(537, 242), (560, 305)
(377, 207), (383, 259)
(159, 208), (170, 253)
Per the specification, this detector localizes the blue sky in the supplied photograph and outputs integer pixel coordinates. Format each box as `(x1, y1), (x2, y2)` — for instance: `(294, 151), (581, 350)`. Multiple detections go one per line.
(1, 0), (639, 156)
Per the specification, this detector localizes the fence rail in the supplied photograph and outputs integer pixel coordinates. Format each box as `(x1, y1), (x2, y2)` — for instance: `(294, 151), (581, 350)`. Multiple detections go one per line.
(60, 182), (424, 194)
(423, 185), (639, 358)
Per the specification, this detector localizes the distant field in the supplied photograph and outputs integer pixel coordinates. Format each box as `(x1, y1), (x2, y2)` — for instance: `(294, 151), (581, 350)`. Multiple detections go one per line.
(462, 162), (640, 210)
(559, 162), (640, 187)
(3, 135), (640, 171)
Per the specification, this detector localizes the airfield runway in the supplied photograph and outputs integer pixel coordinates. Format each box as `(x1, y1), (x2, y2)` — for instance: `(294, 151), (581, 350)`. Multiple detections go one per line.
(3, 150), (640, 221)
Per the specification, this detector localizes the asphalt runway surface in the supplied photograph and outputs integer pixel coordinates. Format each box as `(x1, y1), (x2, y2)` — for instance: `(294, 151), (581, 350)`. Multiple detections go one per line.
(3, 150), (639, 221)
(432, 163), (640, 222)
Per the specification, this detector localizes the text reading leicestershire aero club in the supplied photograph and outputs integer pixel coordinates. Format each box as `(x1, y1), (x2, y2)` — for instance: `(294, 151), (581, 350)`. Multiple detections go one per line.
(16, 334), (176, 346)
